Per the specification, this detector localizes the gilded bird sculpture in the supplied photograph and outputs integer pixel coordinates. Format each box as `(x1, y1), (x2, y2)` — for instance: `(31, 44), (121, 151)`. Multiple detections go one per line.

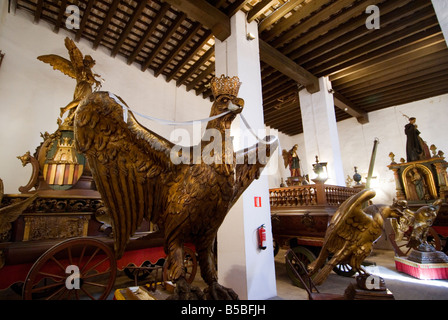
(307, 189), (404, 285)
(0, 178), (38, 238)
(38, 37), (102, 126)
(74, 75), (278, 300)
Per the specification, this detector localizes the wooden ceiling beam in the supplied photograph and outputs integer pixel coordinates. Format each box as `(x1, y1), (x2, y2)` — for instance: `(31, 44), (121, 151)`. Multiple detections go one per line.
(332, 49), (448, 89)
(258, 0), (306, 32)
(92, 0), (120, 50)
(259, 39), (319, 93)
(341, 63), (448, 99)
(176, 46), (214, 87)
(332, 38), (447, 93)
(283, 0), (384, 56)
(34, 0), (44, 23)
(155, 22), (202, 77)
(186, 62), (215, 92)
(163, 0), (230, 41)
(54, 0), (67, 33)
(329, 31), (444, 81)
(127, 3), (170, 65)
(308, 9), (437, 75)
(357, 84), (448, 111)
(265, 112), (302, 127)
(289, 0), (422, 64)
(261, 0), (331, 42)
(333, 91), (369, 124)
(111, 0), (147, 57)
(165, 31), (212, 82)
(247, 0), (277, 23)
(141, 13), (186, 72)
(224, 0), (251, 17)
(352, 75), (448, 105)
(264, 103), (300, 121)
(74, 0), (95, 41)
(271, 0), (355, 49)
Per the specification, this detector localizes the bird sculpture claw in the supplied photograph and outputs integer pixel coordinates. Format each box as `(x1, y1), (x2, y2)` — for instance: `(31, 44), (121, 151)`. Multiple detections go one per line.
(204, 282), (239, 300)
(166, 277), (205, 300)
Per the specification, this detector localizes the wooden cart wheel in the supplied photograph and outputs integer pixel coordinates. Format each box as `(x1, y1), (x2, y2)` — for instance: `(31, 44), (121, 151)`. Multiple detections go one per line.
(163, 247), (197, 284)
(389, 227), (441, 257)
(124, 258), (165, 281)
(285, 246), (316, 288)
(333, 263), (356, 277)
(23, 237), (117, 300)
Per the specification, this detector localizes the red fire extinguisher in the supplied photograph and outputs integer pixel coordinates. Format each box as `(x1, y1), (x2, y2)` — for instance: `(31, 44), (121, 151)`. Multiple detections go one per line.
(258, 224), (267, 250)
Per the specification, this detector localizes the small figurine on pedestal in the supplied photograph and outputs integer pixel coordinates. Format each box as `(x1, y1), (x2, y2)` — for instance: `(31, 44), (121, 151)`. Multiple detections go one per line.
(282, 144), (301, 177)
(282, 144), (307, 186)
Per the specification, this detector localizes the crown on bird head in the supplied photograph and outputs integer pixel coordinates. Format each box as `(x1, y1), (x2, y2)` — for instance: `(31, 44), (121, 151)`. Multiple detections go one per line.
(210, 74), (241, 98)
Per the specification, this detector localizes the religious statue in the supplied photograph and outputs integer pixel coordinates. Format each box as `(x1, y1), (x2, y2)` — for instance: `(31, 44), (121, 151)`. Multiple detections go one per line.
(406, 167), (429, 201)
(307, 189), (405, 285)
(74, 75), (278, 300)
(37, 37), (102, 127)
(282, 144), (301, 177)
(404, 117), (430, 162)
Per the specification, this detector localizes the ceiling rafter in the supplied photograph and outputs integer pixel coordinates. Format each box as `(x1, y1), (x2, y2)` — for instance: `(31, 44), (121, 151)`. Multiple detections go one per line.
(13, 0), (448, 136)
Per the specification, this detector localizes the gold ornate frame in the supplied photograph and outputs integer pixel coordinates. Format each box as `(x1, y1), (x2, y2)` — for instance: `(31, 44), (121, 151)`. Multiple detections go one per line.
(402, 164), (437, 200)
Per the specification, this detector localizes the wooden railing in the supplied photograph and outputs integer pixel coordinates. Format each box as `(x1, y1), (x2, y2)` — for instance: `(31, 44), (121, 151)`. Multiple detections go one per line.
(269, 183), (359, 207)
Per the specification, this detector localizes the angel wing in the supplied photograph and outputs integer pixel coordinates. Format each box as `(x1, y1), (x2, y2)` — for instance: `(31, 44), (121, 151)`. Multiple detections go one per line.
(321, 189), (376, 252)
(74, 92), (177, 258)
(64, 37), (84, 71)
(230, 136), (278, 208)
(282, 149), (290, 168)
(37, 54), (76, 79)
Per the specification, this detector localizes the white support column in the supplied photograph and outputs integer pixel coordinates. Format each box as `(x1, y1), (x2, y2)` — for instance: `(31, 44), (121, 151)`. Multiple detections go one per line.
(299, 77), (345, 186)
(214, 11), (277, 300)
(432, 0), (448, 46)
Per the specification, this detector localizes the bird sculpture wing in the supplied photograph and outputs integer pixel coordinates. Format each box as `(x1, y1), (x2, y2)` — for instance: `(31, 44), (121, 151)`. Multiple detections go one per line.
(0, 178), (38, 234)
(320, 189), (377, 254)
(231, 136), (278, 207)
(37, 54), (76, 79)
(74, 92), (177, 258)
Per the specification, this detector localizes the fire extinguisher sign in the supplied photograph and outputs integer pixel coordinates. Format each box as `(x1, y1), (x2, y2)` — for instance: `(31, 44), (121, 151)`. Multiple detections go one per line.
(254, 196), (262, 207)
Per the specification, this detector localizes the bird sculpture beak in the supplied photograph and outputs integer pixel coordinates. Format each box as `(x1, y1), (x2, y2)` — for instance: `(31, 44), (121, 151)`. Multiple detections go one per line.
(228, 97), (244, 113)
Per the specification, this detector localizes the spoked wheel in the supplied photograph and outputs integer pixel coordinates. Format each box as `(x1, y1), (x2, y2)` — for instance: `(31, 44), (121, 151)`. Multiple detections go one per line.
(285, 246), (316, 288)
(389, 227), (441, 257)
(163, 247), (197, 284)
(333, 263), (356, 277)
(124, 259), (165, 281)
(23, 237), (117, 300)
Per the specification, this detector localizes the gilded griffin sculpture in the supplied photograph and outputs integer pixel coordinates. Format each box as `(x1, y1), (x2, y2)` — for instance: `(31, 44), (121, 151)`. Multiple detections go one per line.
(74, 75), (278, 299)
(307, 189), (404, 285)
(391, 198), (443, 252)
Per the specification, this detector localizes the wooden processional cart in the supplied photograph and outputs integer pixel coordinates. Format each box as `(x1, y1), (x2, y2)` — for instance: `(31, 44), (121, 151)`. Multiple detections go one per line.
(0, 120), (197, 300)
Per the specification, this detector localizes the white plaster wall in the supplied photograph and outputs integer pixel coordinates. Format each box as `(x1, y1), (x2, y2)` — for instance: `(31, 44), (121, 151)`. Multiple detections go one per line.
(0, 5), (210, 193)
(273, 93), (448, 206)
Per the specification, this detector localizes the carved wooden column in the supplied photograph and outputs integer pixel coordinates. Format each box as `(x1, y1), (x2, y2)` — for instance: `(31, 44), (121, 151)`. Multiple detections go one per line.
(390, 166), (406, 200)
